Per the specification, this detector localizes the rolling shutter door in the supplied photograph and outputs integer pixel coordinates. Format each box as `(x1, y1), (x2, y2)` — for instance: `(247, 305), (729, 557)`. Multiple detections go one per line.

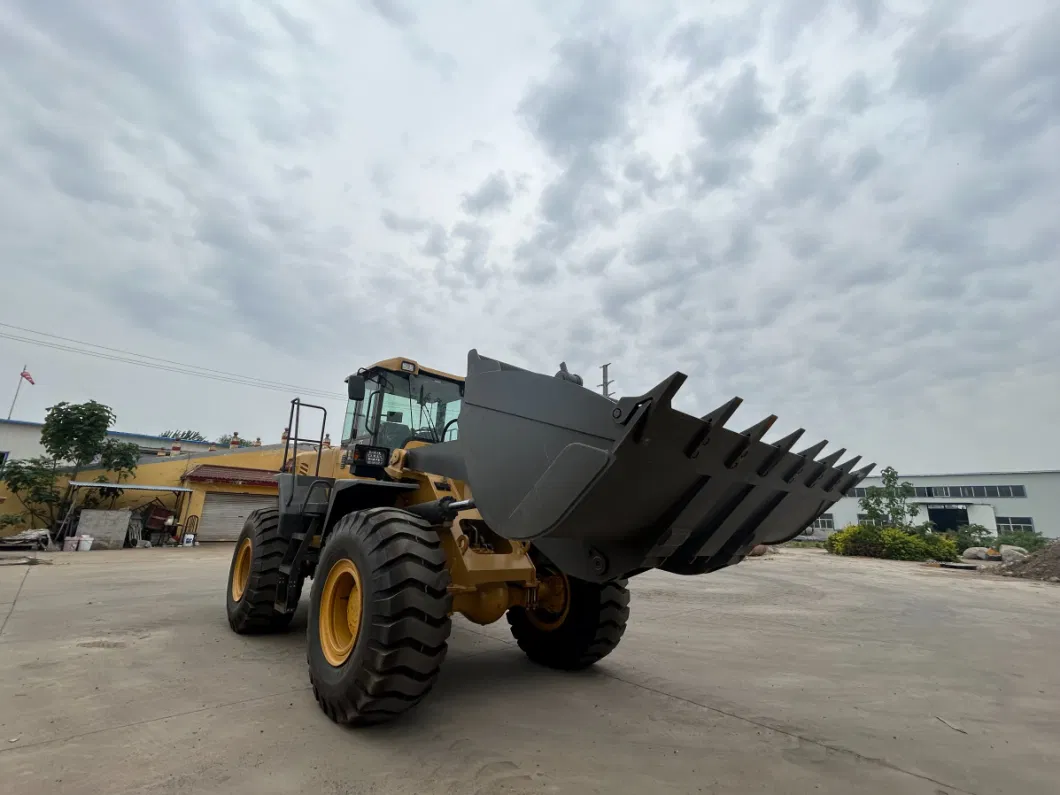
(197, 492), (277, 542)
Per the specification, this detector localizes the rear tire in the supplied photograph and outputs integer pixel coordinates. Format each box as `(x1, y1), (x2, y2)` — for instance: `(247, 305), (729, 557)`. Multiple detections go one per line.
(226, 508), (302, 634)
(507, 575), (630, 670)
(307, 507), (452, 726)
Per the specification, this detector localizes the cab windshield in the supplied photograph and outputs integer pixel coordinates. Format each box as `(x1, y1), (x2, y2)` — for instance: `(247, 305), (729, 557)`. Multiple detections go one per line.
(342, 368), (463, 450)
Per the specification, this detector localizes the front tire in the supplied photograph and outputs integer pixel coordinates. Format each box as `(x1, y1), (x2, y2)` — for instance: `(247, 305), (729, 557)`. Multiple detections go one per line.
(307, 507), (452, 726)
(508, 573), (630, 670)
(226, 508), (301, 634)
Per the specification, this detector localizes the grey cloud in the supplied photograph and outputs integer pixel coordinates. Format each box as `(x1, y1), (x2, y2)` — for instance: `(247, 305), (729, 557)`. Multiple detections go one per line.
(366, 0), (416, 29)
(666, 10), (761, 81)
(513, 34), (637, 280)
(420, 224), (449, 258)
(381, 209), (428, 233)
(850, 0), (884, 31)
(695, 64), (777, 151)
(622, 153), (665, 199)
(780, 69), (813, 116)
(847, 145), (883, 183)
(517, 35), (635, 163)
(276, 164), (312, 183)
(772, 0), (832, 61)
(461, 172), (513, 215)
(895, 19), (1002, 99)
(839, 72), (873, 114)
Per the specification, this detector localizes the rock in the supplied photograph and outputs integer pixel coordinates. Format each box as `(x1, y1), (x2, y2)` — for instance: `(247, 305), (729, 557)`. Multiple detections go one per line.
(1001, 548), (1029, 564)
(999, 544), (1029, 556)
(748, 544), (769, 557)
(1049, 576), (1060, 583)
(962, 547), (990, 560)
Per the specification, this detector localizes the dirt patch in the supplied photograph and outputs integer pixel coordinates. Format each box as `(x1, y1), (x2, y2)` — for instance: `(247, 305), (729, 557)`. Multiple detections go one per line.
(998, 540), (1060, 582)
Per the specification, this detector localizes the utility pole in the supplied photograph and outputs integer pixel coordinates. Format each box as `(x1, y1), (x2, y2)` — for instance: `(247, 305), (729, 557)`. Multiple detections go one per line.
(598, 363), (614, 400)
(7, 364), (27, 420)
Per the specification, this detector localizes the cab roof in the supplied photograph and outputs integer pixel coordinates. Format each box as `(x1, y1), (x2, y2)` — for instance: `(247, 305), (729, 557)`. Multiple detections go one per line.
(366, 357), (464, 383)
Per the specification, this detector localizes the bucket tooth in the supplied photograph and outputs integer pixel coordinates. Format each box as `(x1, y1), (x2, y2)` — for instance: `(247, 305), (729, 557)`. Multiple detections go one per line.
(817, 448), (846, 469)
(782, 439), (827, 482)
(685, 396), (743, 458)
(725, 414), (778, 470)
(701, 396), (743, 429)
(815, 449), (847, 490)
(825, 454), (862, 491)
(838, 461), (876, 495)
(836, 455), (862, 473)
(806, 447), (843, 487)
(741, 414), (778, 442)
(757, 427), (805, 476)
(797, 440), (829, 461)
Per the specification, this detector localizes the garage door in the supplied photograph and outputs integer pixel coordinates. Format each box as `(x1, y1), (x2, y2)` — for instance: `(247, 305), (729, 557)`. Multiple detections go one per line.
(197, 493), (277, 542)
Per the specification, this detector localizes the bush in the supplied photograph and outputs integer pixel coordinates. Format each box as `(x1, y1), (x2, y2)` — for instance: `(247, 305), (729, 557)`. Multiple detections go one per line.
(826, 524), (883, 557)
(995, 529), (1049, 553)
(945, 523), (992, 552)
(826, 524), (958, 562)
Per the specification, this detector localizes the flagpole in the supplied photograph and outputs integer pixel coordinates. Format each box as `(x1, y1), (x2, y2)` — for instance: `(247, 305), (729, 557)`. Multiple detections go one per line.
(7, 364), (25, 421)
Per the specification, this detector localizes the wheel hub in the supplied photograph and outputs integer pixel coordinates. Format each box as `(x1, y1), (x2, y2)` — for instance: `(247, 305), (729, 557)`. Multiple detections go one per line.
(231, 538), (253, 602)
(319, 558), (363, 667)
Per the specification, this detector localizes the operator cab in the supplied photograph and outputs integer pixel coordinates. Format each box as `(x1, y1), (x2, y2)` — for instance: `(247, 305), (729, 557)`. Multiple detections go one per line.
(341, 357), (464, 478)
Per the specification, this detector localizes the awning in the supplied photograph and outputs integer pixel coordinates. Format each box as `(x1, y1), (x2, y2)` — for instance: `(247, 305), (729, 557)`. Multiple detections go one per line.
(67, 481), (193, 493)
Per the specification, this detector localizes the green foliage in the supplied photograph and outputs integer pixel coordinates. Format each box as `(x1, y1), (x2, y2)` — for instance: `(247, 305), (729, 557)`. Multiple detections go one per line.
(160, 429), (207, 441)
(858, 466), (920, 530)
(940, 523), (992, 553)
(0, 513), (26, 530)
(996, 529), (1049, 553)
(825, 524), (883, 557)
(1, 400), (136, 529)
(99, 439), (140, 481)
(218, 433), (253, 448)
(826, 524), (958, 562)
(0, 457), (62, 528)
(40, 400), (116, 472)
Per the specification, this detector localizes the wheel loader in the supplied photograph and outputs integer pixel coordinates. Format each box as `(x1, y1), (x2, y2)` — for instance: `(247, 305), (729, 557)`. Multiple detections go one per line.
(225, 350), (873, 725)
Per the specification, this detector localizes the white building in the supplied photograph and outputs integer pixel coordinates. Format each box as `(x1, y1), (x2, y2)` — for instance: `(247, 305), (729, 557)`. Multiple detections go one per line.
(0, 418), (217, 468)
(803, 470), (1059, 539)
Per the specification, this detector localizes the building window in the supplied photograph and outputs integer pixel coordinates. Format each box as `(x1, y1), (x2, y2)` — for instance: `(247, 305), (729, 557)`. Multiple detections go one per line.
(851, 483), (1027, 500)
(0, 451), (8, 471)
(857, 513), (882, 527)
(996, 516), (1035, 533)
(810, 514), (834, 531)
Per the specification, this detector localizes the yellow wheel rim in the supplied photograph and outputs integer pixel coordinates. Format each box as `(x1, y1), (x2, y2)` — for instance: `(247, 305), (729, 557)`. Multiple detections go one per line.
(528, 573), (570, 632)
(318, 558), (363, 667)
(231, 538), (253, 602)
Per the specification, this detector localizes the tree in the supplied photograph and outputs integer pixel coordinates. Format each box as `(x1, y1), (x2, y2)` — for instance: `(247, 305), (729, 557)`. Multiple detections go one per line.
(160, 429), (207, 442)
(218, 433), (254, 448)
(858, 466), (920, 530)
(40, 400), (116, 481)
(0, 400), (140, 530)
(0, 457), (62, 528)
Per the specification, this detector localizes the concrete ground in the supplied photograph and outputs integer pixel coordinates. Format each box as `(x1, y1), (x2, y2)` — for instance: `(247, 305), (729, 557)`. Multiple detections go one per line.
(1, 548), (1058, 795)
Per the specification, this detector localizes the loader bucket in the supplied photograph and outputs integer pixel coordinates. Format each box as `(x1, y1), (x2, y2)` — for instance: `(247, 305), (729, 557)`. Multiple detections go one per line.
(455, 350), (874, 584)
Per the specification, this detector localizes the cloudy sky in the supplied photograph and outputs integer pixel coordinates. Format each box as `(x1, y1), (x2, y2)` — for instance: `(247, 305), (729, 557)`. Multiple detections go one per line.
(1, 0), (1057, 475)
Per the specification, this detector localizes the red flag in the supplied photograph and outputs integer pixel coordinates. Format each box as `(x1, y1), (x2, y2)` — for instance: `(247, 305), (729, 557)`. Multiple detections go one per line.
(20, 369), (34, 385)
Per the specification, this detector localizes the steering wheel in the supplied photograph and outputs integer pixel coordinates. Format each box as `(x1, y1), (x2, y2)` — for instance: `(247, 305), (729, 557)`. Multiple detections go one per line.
(441, 417), (459, 440)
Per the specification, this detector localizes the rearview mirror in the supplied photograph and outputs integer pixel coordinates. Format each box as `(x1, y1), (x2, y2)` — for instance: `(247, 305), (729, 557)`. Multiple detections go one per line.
(345, 375), (366, 401)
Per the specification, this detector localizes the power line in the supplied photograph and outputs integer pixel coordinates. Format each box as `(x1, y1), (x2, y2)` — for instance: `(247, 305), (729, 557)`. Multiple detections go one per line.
(0, 322), (340, 396)
(0, 327), (345, 401)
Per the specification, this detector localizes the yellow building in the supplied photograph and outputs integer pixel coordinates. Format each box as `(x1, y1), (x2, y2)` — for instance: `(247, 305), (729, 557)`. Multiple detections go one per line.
(0, 443), (338, 542)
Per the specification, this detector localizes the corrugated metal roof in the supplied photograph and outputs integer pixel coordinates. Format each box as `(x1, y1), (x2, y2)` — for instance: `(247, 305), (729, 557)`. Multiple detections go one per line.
(182, 465), (279, 487)
(68, 481), (193, 493)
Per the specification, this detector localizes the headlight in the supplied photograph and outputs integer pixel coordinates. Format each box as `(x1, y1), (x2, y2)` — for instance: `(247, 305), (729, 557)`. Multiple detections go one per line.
(365, 448), (387, 467)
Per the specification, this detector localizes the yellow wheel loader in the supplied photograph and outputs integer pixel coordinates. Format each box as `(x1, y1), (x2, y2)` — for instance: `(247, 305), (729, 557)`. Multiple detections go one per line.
(225, 350), (873, 725)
